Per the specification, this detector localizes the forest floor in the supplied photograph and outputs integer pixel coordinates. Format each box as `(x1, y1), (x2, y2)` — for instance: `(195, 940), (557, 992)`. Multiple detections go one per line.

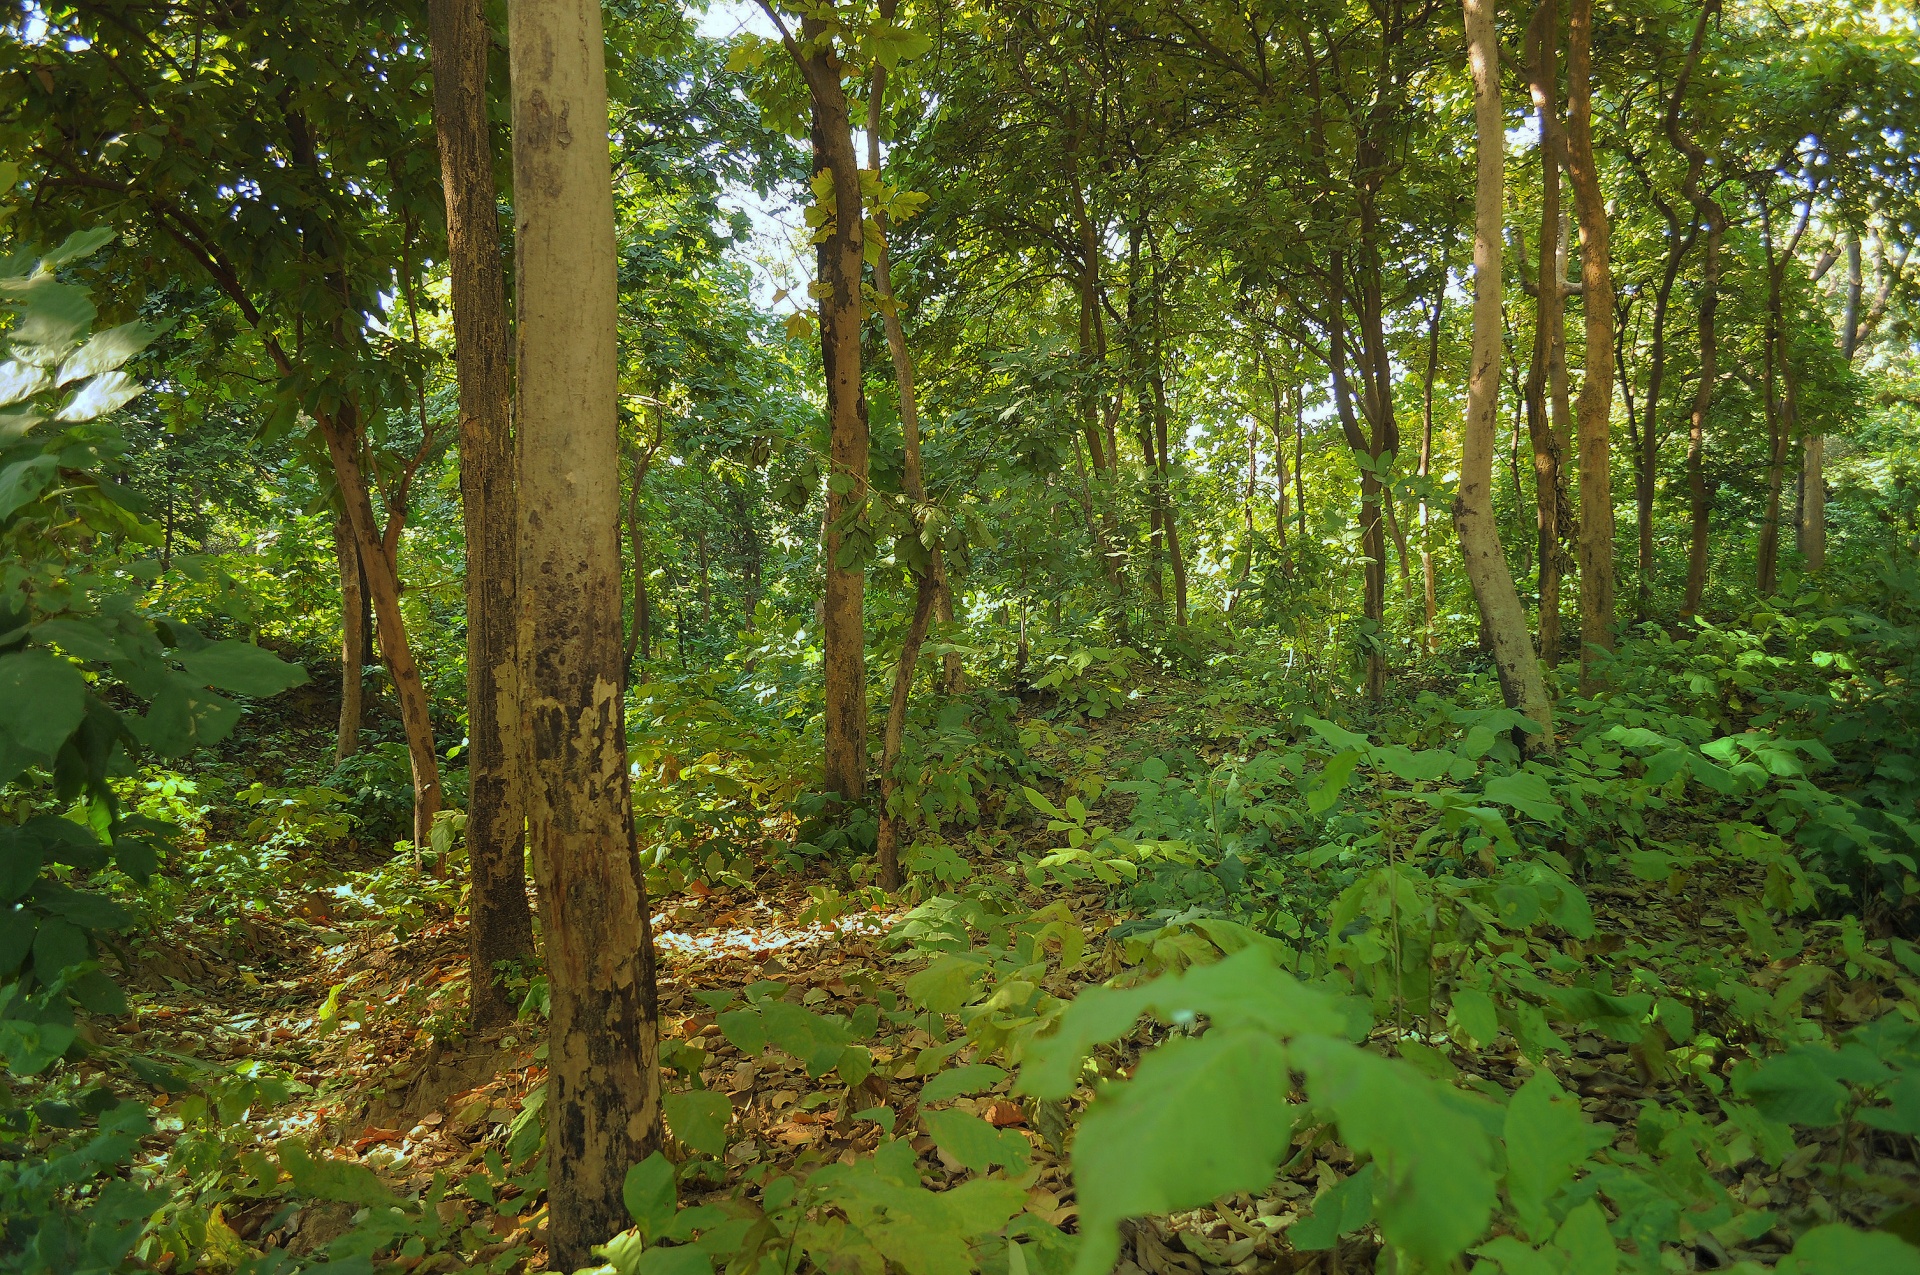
(105, 680), (1920, 1273)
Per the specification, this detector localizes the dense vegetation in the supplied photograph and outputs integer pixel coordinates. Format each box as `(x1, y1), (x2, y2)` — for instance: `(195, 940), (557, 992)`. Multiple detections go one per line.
(2, 0), (1919, 1272)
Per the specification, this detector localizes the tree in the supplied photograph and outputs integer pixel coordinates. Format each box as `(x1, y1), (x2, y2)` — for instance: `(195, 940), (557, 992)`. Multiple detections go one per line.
(759, 1), (870, 803)
(1459, 0), (1554, 750)
(427, 0), (533, 1030)
(508, 0), (659, 1262)
(1562, 0), (1616, 685)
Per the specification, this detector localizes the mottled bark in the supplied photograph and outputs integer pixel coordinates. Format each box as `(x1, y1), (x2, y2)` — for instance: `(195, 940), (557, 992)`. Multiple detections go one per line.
(509, 0), (659, 1263)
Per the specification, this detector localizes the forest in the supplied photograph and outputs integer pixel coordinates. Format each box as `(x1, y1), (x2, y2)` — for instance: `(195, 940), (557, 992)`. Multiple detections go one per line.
(2, 0), (1919, 1271)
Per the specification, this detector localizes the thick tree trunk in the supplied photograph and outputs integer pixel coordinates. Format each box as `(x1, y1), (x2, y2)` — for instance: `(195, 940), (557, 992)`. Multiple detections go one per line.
(333, 515), (368, 763)
(1563, 0), (1616, 686)
(508, 1), (659, 1263)
(428, 0), (533, 1031)
(1460, 0), (1554, 750)
(317, 407), (444, 845)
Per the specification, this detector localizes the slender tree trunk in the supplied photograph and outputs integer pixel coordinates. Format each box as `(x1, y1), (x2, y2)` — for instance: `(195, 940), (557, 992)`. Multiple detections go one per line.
(1294, 384), (1307, 542)
(869, 52), (937, 888)
(1460, 0), (1554, 749)
(1151, 365), (1189, 626)
(1799, 234), (1859, 570)
(1420, 266), (1446, 654)
(792, 16), (871, 802)
(1757, 199), (1786, 595)
(1563, 0), (1617, 685)
(697, 528), (711, 631)
(333, 514), (367, 763)
(509, 1), (659, 1263)
(1667, 0), (1723, 619)
(1327, 265), (1388, 700)
(316, 407), (444, 844)
(428, 0), (532, 1029)
(1524, 0), (1567, 663)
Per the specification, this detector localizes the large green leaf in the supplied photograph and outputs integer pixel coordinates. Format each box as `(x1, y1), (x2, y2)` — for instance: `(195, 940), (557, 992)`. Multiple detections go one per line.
(1777, 1224), (1920, 1275)
(1504, 1070), (1607, 1241)
(1069, 1029), (1296, 1275)
(1293, 1035), (1497, 1266)
(177, 639), (308, 697)
(665, 1089), (733, 1157)
(924, 1108), (1028, 1173)
(623, 1151), (678, 1240)
(0, 455), (59, 523)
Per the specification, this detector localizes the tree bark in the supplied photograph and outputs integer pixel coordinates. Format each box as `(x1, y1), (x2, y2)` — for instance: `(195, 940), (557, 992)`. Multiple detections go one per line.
(428, 0), (533, 1030)
(1563, 0), (1616, 685)
(317, 406), (444, 845)
(785, 12), (870, 802)
(1523, 0), (1568, 664)
(508, 0), (659, 1263)
(333, 514), (368, 763)
(1460, 0), (1554, 750)
(1326, 261), (1389, 700)
(869, 51), (937, 889)
(1667, 0), (1724, 620)
(1419, 266), (1446, 654)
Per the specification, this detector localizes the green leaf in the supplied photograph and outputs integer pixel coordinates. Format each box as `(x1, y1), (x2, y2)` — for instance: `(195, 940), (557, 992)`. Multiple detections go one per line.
(1777, 1224), (1920, 1275)
(760, 1000), (853, 1076)
(906, 954), (985, 1014)
(31, 916), (89, 976)
(1735, 1049), (1850, 1126)
(639, 1246), (715, 1275)
(56, 369), (144, 421)
(1551, 1201), (1618, 1275)
(178, 640), (307, 697)
(1308, 750), (1361, 816)
(55, 320), (160, 386)
(1451, 988), (1499, 1048)
(1290, 1162), (1374, 1250)
(921, 1063), (1008, 1104)
(1020, 947), (1344, 1100)
(924, 1107), (1028, 1173)
(277, 1139), (399, 1207)
(1293, 1035), (1497, 1267)
(1069, 1030), (1296, 1275)
(1504, 1070), (1605, 1241)
(0, 649), (85, 758)
(1483, 772), (1563, 824)
(665, 1089), (732, 1157)
(0, 454), (57, 519)
(623, 1151), (678, 1239)
(716, 1008), (767, 1056)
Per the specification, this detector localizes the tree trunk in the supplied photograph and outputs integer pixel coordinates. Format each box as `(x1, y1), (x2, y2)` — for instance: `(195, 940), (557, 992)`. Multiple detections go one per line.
(1799, 233), (1860, 570)
(1563, 0), (1616, 686)
(1523, 0), (1567, 664)
(428, 0), (533, 1030)
(1757, 199), (1786, 595)
(1419, 266), (1446, 654)
(869, 50), (937, 889)
(1667, 0), (1723, 620)
(317, 407), (444, 845)
(333, 514), (367, 763)
(794, 15), (870, 802)
(1460, 0), (1554, 750)
(509, 0), (660, 1263)
(1326, 264), (1388, 700)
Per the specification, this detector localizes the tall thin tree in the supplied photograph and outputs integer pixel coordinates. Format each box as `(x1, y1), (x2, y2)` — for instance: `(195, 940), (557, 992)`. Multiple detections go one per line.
(1460, 0), (1555, 751)
(428, 0), (534, 1030)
